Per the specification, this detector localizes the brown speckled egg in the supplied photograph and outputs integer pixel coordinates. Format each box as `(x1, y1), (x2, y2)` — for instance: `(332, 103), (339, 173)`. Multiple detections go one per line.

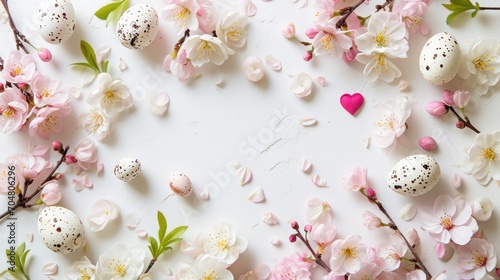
(37, 206), (85, 254)
(419, 32), (461, 85)
(387, 154), (440, 196)
(114, 157), (142, 182)
(35, 0), (76, 44)
(116, 4), (159, 50)
(169, 172), (192, 196)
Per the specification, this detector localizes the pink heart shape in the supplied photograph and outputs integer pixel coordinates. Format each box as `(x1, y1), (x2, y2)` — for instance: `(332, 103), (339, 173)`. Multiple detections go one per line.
(340, 93), (364, 116)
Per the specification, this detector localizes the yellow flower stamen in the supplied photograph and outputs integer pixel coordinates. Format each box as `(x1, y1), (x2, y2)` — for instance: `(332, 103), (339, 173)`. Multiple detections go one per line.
(482, 148), (496, 161)
(473, 54), (493, 72)
(472, 250), (487, 268)
(115, 263), (126, 277)
(440, 215), (453, 230)
(92, 112), (104, 132)
(80, 268), (91, 280)
(175, 7), (190, 22)
(2, 108), (15, 118)
(341, 246), (358, 259)
(320, 34), (334, 51)
(11, 66), (22, 77)
(375, 28), (389, 47)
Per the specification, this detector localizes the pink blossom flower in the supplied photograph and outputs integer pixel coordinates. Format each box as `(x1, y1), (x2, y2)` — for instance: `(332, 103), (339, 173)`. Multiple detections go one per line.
(457, 238), (497, 279)
(305, 28), (318, 40)
(1, 50), (37, 84)
(420, 195), (478, 245)
(0, 87), (29, 134)
(29, 103), (71, 140)
(361, 211), (382, 230)
(348, 262), (382, 280)
(40, 181), (62, 205)
(312, 21), (353, 57)
(0, 161), (22, 195)
(343, 44), (358, 64)
(392, 0), (430, 35)
(38, 48), (52, 62)
(425, 101), (448, 116)
(377, 234), (407, 271)
(306, 198), (333, 224)
(196, 0), (216, 33)
(32, 76), (68, 107)
(72, 174), (93, 191)
(162, 0), (199, 33)
(271, 252), (312, 280)
(164, 49), (197, 83)
(310, 222), (336, 252)
(9, 151), (52, 183)
(281, 23), (296, 39)
(343, 167), (368, 192)
(452, 90), (471, 108)
(370, 96), (411, 148)
(314, 0), (337, 23)
(72, 138), (102, 174)
(329, 234), (368, 275)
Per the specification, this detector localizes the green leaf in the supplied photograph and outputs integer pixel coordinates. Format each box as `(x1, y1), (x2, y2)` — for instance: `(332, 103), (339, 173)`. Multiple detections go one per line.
(164, 226), (188, 243)
(95, 1), (124, 20)
(70, 62), (99, 73)
(101, 60), (109, 73)
(148, 236), (159, 258)
(157, 211), (167, 241)
(80, 40), (100, 73)
(445, 10), (465, 24)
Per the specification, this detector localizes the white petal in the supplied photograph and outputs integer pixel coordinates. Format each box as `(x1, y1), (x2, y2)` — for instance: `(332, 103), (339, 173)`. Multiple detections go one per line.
(241, 0), (257, 17)
(248, 187), (266, 203)
(271, 238), (281, 246)
(452, 173), (462, 188)
(125, 213), (140, 230)
(25, 233), (33, 242)
(196, 187), (210, 200)
(300, 116), (317, 127)
(398, 80), (409, 91)
(243, 56), (265, 82)
(364, 137), (371, 149)
(400, 204), (417, 221)
(264, 55), (282, 71)
(262, 213), (278, 225)
(311, 174), (327, 187)
(42, 262), (58, 275)
(238, 166), (253, 186)
(148, 92), (170, 115)
(95, 45), (111, 63)
(298, 157), (312, 173)
(119, 57), (127, 71)
(135, 229), (148, 238)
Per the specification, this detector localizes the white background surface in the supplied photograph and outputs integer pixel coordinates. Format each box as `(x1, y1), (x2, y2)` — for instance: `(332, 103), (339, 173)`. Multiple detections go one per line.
(1, 0), (500, 279)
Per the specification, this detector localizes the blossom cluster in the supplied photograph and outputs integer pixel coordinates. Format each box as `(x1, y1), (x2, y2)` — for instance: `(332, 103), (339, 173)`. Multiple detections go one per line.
(0, 50), (70, 139)
(162, 0), (249, 83)
(284, 0), (432, 83)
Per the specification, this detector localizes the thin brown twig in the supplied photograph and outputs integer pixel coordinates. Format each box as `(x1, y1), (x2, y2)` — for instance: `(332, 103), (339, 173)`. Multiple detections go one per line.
(1, 0), (30, 53)
(293, 228), (332, 272)
(446, 105), (481, 134)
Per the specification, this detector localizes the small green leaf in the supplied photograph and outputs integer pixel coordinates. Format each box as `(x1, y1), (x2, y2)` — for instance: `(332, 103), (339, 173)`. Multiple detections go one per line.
(95, 1), (124, 20)
(20, 250), (30, 267)
(70, 62), (99, 73)
(164, 225), (188, 243)
(101, 60), (109, 73)
(445, 10), (464, 24)
(148, 236), (159, 258)
(80, 40), (100, 72)
(157, 211), (167, 241)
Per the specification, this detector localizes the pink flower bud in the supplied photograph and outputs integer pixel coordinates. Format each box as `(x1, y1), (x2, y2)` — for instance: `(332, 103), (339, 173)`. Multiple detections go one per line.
(17, 83), (29, 90)
(456, 121), (465, 129)
(425, 101), (448, 116)
(418, 136), (437, 151)
(452, 90), (470, 108)
(291, 221), (299, 230)
(289, 234), (297, 243)
(53, 173), (63, 180)
(342, 45), (358, 64)
(52, 141), (63, 152)
(366, 187), (377, 200)
(0, 83), (4, 93)
(305, 28), (319, 39)
(281, 23), (296, 39)
(303, 50), (313, 62)
(64, 155), (78, 165)
(304, 224), (312, 232)
(442, 89), (455, 105)
(38, 48), (52, 62)
(40, 182), (61, 205)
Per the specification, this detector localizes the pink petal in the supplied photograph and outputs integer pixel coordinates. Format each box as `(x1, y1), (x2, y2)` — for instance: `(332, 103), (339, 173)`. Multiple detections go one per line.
(449, 226), (473, 245)
(241, 0), (257, 17)
(316, 76), (327, 87)
(300, 116), (317, 126)
(452, 173), (462, 188)
(125, 213), (140, 230)
(433, 195), (456, 216)
(311, 174), (327, 187)
(262, 213), (278, 225)
(238, 166), (253, 186)
(248, 187), (266, 203)
(135, 229), (148, 238)
(264, 55), (281, 71)
(298, 157), (312, 173)
(435, 243), (445, 258)
(196, 187), (210, 200)
(41, 262), (58, 275)
(271, 238), (281, 246)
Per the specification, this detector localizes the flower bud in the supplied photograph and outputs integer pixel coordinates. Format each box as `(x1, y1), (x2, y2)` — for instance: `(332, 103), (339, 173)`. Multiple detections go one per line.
(456, 121), (465, 129)
(40, 182), (62, 205)
(291, 221), (299, 230)
(53, 173), (63, 180)
(38, 48), (52, 62)
(64, 155), (78, 165)
(281, 23), (296, 39)
(342, 45), (358, 64)
(453, 90), (470, 108)
(52, 141), (63, 153)
(425, 101), (448, 116)
(418, 136), (437, 151)
(304, 224), (312, 232)
(442, 89), (455, 105)
(0, 83), (4, 93)
(303, 50), (313, 62)
(366, 187), (377, 200)
(305, 28), (319, 39)
(289, 234), (297, 243)
(17, 83), (29, 90)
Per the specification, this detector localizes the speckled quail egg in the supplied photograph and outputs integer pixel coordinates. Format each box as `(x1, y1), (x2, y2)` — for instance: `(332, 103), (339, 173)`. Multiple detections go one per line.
(387, 154), (440, 196)
(35, 0), (76, 44)
(116, 4), (159, 50)
(169, 172), (192, 196)
(114, 157), (142, 182)
(37, 206), (85, 254)
(419, 32), (461, 85)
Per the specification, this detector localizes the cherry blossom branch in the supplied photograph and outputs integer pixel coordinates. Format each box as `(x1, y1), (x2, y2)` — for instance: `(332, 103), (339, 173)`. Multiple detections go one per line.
(335, 0), (393, 29)
(0, 146), (69, 221)
(142, 259), (156, 275)
(290, 222), (332, 273)
(361, 190), (432, 280)
(1, 0), (31, 53)
(446, 105), (481, 134)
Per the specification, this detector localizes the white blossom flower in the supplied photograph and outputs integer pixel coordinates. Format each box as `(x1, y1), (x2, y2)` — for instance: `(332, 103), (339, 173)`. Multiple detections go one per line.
(183, 255), (233, 280)
(148, 92), (170, 115)
(329, 234), (368, 275)
(162, 0), (199, 33)
(216, 11), (248, 54)
(183, 34), (229, 67)
(203, 222), (248, 265)
(64, 256), (96, 280)
(459, 38), (500, 96)
(80, 108), (111, 140)
(312, 20), (353, 57)
(86, 73), (133, 115)
(87, 199), (119, 232)
(243, 56), (265, 82)
(462, 131), (500, 185)
(471, 197), (493, 221)
(355, 11), (408, 58)
(96, 243), (145, 280)
(306, 198), (333, 225)
(357, 53), (402, 83)
(348, 262), (382, 280)
(457, 238), (497, 280)
(290, 73), (313, 98)
(370, 96), (411, 148)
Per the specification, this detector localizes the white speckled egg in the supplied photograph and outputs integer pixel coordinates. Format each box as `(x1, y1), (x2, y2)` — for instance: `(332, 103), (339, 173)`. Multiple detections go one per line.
(116, 4), (159, 50)
(37, 206), (85, 254)
(387, 154), (440, 196)
(114, 157), (141, 182)
(35, 0), (76, 44)
(169, 172), (192, 196)
(419, 32), (461, 85)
